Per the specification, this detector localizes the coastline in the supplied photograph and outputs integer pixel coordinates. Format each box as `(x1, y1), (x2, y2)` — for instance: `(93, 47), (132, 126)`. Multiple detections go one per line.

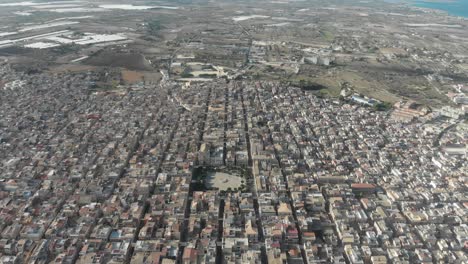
(411, 0), (468, 18)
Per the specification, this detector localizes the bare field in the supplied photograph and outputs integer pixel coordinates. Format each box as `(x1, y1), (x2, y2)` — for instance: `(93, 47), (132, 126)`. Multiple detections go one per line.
(85, 51), (152, 71)
(48, 64), (98, 73)
(121, 70), (144, 84)
(337, 71), (400, 103)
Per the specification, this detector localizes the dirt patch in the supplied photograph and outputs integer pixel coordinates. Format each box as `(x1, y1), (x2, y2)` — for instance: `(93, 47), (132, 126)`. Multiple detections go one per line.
(122, 70), (144, 84)
(379, 48), (407, 55)
(48, 64), (99, 73)
(122, 70), (162, 84)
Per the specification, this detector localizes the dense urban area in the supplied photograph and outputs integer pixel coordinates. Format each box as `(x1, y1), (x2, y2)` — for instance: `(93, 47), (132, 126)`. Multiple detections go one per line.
(0, 0), (467, 264)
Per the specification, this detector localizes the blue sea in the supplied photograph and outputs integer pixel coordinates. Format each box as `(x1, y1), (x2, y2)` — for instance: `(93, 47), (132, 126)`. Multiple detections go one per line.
(412, 0), (468, 18)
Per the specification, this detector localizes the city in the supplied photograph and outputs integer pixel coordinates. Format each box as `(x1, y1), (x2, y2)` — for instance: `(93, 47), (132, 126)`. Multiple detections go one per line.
(0, 62), (466, 263)
(0, 0), (467, 264)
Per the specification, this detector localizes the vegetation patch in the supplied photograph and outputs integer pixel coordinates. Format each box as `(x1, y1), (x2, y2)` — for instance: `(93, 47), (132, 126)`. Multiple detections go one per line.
(294, 80), (328, 91)
(146, 19), (164, 36)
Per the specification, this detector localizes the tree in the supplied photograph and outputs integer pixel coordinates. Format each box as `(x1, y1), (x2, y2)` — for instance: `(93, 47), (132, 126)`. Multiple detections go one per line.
(147, 20), (163, 36)
(299, 79), (306, 88)
(373, 102), (392, 111)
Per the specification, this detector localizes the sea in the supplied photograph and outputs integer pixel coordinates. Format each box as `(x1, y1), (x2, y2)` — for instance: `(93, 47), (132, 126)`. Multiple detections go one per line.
(412, 0), (468, 18)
